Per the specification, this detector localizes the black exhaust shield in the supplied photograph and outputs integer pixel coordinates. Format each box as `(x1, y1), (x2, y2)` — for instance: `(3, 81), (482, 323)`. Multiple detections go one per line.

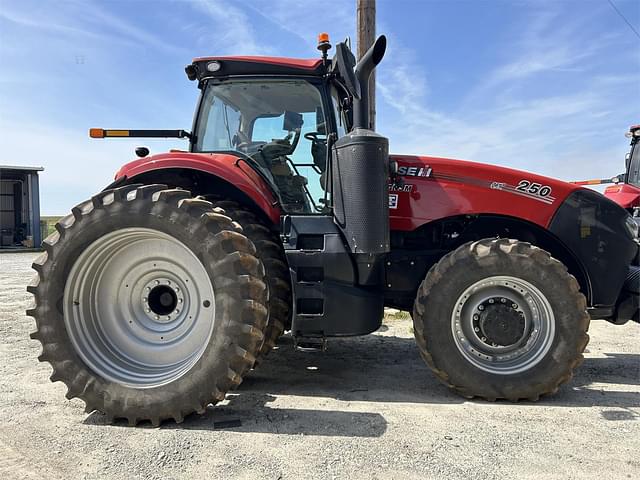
(332, 128), (390, 284)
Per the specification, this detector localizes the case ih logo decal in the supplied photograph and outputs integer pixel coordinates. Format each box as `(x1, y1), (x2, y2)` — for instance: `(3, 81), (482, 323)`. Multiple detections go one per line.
(397, 166), (432, 177)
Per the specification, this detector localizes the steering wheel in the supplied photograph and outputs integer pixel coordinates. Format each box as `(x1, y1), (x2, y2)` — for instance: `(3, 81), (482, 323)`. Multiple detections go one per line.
(304, 132), (326, 144)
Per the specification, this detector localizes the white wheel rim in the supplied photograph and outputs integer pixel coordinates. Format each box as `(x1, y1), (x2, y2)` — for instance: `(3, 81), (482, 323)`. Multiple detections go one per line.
(64, 228), (215, 388)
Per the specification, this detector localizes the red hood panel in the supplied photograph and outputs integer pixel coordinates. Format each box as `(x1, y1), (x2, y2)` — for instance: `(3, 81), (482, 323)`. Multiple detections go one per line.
(604, 183), (640, 209)
(389, 155), (582, 231)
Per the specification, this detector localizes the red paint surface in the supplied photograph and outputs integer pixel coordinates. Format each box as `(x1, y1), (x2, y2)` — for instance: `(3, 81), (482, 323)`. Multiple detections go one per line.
(115, 152), (281, 223)
(388, 155), (581, 231)
(116, 151), (585, 232)
(192, 56), (322, 70)
(604, 183), (640, 209)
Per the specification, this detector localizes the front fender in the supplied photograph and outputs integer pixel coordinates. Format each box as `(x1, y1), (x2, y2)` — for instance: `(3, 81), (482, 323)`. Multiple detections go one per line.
(115, 152), (281, 224)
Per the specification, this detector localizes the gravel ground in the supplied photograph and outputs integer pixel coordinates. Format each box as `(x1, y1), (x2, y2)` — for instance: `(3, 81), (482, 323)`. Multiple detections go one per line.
(1, 251), (639, 480)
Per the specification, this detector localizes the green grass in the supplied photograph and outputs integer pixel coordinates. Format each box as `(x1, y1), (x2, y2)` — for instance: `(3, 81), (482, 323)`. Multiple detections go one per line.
(41, 216), (62, 238)
(383, 309), (411, 321)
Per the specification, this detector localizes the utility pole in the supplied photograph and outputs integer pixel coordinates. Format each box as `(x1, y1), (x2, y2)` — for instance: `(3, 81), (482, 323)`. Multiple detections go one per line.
(357, 0), (376, 130)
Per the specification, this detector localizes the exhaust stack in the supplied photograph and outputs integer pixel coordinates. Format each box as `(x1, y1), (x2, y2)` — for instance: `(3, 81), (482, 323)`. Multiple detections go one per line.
(331, 35), (389, 285)
(353, 35), (387, 130)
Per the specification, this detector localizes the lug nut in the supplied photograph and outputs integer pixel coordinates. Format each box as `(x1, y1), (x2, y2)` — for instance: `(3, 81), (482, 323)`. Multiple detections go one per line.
(478, 305), (485, 311)
(500, 298), (506, 303)
(512, 303), (518, 309)
(474, 327), (480, 332)
(489, 299), (495, 304)
(473, 314), (479, 321)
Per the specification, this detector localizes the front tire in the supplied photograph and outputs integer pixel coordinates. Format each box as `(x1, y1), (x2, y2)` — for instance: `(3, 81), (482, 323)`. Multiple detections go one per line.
(412, 238), (590, 401)
(27, 184), (268, 425)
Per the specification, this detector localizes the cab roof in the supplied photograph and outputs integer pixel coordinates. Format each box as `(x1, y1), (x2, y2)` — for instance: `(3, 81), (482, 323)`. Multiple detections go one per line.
(186, 56), (325, 82)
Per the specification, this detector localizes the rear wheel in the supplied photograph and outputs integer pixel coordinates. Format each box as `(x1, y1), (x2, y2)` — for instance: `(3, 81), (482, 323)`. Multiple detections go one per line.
(27, 184), (268, 425)
(413, 238), (590, 401)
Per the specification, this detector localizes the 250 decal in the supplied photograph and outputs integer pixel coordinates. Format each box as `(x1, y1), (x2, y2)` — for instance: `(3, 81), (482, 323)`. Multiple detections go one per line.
(516, 180), (552, 199)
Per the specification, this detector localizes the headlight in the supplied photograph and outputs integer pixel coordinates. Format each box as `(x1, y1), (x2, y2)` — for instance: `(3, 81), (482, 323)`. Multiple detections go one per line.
(624, 215), (639, 241)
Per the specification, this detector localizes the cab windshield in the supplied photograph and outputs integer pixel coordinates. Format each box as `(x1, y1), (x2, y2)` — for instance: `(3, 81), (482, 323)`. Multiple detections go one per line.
(193, 79), (331, 213)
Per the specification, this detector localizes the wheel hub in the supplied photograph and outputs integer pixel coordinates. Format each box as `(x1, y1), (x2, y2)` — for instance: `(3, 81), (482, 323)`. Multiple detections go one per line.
(451, 276), (555, 375)
(474, 297), (527, 347)
(141, 278), (183, 323)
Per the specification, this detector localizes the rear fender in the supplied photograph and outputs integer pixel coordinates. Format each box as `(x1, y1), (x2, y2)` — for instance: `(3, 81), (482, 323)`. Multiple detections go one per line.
(114, 152), (281, 224)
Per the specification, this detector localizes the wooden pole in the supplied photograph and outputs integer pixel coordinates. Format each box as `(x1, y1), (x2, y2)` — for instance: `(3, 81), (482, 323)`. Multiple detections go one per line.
(357, 0), (376, 130)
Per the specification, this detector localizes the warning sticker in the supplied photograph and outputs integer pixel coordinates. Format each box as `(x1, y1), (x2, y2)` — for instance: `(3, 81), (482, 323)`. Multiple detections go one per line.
(389, 194), (398, 209)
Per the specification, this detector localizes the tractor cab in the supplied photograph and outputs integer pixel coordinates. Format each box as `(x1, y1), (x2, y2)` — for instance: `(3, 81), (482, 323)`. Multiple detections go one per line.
(183, 38), (369, 216)
(187, 64), (341, 213)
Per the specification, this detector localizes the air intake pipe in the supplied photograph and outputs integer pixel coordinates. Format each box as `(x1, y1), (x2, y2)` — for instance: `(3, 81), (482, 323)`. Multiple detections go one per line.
(353, 35), (387, 130)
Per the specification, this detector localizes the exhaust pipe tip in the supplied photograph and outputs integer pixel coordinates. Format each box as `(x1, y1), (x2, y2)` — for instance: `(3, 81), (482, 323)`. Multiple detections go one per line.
(370, 35), (387, 67)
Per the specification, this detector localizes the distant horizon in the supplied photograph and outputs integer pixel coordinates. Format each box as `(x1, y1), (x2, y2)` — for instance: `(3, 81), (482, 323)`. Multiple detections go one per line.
(1, 0), (638, 215)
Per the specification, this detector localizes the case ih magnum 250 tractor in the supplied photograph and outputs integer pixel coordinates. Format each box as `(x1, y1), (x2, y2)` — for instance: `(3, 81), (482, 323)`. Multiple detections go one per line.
(28, 35), (639, 425)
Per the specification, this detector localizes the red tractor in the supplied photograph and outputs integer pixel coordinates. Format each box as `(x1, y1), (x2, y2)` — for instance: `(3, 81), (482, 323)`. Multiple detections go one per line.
(28, 35), (639, 425)
(574, 124), (640, 215)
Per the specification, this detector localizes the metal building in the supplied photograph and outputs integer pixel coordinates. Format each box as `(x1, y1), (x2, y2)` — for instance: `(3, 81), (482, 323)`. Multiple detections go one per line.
(0, 165), (43, 249)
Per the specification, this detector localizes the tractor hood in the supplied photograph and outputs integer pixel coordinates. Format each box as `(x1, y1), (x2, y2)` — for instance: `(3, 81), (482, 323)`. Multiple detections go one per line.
(388, 154), (584, 231)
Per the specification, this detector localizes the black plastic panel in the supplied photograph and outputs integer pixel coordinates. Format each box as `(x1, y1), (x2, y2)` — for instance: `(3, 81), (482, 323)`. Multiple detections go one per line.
(282, 215), (384, 336)
(549, 190), (639, 307)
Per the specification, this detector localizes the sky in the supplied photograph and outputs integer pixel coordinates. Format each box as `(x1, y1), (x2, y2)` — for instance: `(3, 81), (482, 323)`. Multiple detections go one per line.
(0, 0), (639, 215)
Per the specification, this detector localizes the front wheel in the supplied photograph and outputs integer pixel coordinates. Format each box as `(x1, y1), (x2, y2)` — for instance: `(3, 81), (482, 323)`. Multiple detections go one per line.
(412, 238), (590, 401)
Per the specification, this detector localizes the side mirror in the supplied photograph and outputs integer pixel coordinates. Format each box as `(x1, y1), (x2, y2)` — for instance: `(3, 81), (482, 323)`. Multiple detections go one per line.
(332, 42), (360, 100)
(625, 152), (631, 170)
(283, 110), (303, 131)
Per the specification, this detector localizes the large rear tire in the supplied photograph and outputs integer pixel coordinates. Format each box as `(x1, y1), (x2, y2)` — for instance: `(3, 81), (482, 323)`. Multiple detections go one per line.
(207, 199), (291, 361)
(412, 238), (590, 401)
(27, 184), (268, 425)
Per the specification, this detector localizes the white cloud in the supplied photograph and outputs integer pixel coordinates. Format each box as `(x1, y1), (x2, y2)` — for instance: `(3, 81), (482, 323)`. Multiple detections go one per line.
(189, 0), (273, 55)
